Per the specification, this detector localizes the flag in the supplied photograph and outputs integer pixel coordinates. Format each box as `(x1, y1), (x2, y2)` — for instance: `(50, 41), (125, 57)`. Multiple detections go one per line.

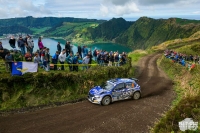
(12, 62), (38, 76)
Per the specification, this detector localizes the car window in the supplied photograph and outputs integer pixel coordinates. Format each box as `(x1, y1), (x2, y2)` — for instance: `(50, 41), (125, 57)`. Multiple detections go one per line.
(114, 83), (125, 90)
(101, 81), (114, 90)
(125, 82), (133, 88)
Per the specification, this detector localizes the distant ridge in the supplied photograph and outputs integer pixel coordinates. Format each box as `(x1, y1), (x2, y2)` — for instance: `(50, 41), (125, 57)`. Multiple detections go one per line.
(0, 16), (106, 27)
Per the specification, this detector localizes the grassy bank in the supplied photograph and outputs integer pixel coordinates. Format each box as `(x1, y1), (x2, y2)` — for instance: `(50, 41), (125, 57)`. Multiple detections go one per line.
(0, 59), (132, 111)
(152, 45), (200, 132)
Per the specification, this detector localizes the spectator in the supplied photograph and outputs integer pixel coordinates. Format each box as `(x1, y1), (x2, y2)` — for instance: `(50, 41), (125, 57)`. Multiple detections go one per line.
(13, 48), (23, 61)
(82, 54), (90, 70)
(72, 52), (79, 72)
(58, 49), (66, 70)
(52, 51), (59, 70)
(108, 53), (114, 66)
(66, 52), (73, 71)
(57, 42), (62, 54)
(9, 36), (16, 48)
(70, 43), (74, 55)
(17, 36), (26, 55)
(38, 37), (44, 50)
(93, 48), (97, 61)
(83, 46), (88, 58)
(27, 35), (34, 55)
(33, 53), (41, 64)
(114, 52), (119, 66)
(65, 41), (71, 57)
(78, 45), (82, 59)
(104, 52), (109, 66)
(44, 48), (50, 71)
(25, 52), (32, 62)
(5, 51), (14, 72)
(41, 47), (46, 64)
(0, 41), (3, 50)
(88, 51), (93, 68)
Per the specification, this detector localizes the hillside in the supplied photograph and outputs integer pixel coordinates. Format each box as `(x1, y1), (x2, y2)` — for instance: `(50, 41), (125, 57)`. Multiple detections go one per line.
(115, 17), (200, 49)
(0, 16), (105, 28)
(44, 22), (99, 38)
(0, 25), (32, 36)
(150, 32), (200, 132)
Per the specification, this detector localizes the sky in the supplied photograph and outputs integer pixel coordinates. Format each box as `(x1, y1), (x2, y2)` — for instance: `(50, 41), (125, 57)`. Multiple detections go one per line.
(0, 0), (199, 21)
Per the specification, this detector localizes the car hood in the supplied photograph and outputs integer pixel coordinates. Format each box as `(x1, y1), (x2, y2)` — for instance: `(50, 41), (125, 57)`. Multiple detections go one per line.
(89, 86), (107, 95)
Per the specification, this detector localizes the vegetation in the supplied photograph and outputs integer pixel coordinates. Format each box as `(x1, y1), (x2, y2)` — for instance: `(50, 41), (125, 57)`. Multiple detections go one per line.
(0, 59), (132, 111)
(30, 27), (51, 36)
(116, 17), (200, 49)
(151, 34), (200, 133)
(0, 16), (105, 27)
(0, 25), (32, 36)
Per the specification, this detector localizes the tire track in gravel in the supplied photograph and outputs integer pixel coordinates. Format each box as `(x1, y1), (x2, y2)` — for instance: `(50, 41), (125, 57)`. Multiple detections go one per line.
(0, 53), (174, 133)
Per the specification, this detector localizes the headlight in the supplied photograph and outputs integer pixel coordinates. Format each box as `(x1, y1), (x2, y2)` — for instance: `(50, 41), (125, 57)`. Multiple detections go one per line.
(94, 95), (101, 99)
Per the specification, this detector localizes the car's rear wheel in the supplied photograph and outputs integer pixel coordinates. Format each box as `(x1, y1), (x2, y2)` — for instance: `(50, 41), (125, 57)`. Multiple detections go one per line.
(101, 96), (111, 106)
(133, 91), (141, 100)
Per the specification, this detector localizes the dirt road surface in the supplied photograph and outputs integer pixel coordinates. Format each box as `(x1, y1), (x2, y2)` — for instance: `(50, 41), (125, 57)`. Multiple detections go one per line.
(0, 53), (174, 133)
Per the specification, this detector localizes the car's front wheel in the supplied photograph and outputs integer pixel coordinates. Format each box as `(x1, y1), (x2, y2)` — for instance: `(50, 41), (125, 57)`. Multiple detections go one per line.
(101, 96), (111, 106)
(133, 91), (141, 100)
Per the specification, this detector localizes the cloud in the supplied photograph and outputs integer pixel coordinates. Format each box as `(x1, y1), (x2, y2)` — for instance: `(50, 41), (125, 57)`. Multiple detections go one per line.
(0, 0), (52, 18)
(100, 1), (139, 16)
(103, 0), (133, 5)
(193, 11), (200, 14)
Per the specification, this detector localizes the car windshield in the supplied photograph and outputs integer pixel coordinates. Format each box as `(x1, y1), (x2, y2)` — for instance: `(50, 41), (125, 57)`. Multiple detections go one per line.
(100, 82), (114, 90)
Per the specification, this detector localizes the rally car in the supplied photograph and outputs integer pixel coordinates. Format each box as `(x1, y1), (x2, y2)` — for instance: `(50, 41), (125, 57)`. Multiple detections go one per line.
(88, 78), (141, 105)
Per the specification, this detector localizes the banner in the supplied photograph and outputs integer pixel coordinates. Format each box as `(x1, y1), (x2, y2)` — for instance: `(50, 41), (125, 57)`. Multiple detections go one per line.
(12, 62), (38, 76)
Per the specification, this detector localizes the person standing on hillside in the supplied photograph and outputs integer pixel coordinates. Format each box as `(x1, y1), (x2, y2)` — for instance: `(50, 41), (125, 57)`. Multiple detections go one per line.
(83, 46), (88, 58)
(78, 45), (82, 59)
(44, 48), (50, 71)
(0, 41), (3, 50)
(27, 35), (34, 55)
(9, 36), (16, 48)
(57, 42), (62, 54)
(72, 52), (79, 72)
(88, 51), (93, 68)
(52, 51), (59, 70)
(58, 49), (66, 70)
(17, 36), (26, 55)
(93, 48), (97, 61)
(5, 51), (14, 72)
(38, 37), (44, 50)
(66, 52), (74, 71)
(82, 54), (90, 70)
(65, 41), (71, 57)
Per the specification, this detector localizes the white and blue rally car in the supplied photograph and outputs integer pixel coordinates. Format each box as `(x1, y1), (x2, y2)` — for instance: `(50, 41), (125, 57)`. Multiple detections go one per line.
(88, 78), (141, 105)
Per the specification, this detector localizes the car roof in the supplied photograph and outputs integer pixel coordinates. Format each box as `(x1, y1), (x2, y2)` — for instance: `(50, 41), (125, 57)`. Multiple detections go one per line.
(108, 78), (137, 84)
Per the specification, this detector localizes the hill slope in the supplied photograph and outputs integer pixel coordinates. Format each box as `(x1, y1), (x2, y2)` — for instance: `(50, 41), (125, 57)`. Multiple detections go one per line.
(0, 16), (105, 28)
(115, 17), (200, 49)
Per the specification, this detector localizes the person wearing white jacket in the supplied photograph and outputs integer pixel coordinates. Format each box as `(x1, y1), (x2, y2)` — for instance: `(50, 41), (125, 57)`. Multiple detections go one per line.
(58, 49), (66, 70)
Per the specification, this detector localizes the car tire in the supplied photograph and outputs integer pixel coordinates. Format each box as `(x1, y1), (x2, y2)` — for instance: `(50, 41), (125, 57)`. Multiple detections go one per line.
(133, 91), (141, 100)
(101, 96), (111, 106)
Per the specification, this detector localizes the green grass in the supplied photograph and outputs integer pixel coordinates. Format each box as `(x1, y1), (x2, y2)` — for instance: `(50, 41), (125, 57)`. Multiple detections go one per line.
(128, 50), (147, 63)
(46, 22), (99, 37)
(30, 27), (51, 34)
(152, 41), (200, 133)
(0, 58), (132, 111)
(176, 18), (200, 25)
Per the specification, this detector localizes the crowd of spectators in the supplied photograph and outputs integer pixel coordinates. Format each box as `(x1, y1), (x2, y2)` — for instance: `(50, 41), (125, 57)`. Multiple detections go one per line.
(0, 35), (128, 73)
(164, 49), (200, 69)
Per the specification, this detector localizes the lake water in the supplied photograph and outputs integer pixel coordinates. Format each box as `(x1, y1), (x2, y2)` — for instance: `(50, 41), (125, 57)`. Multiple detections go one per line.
(1, 38), (132, 56)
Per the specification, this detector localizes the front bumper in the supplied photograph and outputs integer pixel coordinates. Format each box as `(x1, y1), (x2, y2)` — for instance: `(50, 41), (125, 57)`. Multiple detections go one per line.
(87, 96), (102, 105)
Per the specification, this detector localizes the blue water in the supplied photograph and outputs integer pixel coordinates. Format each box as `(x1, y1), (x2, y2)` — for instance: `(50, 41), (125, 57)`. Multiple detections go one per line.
(1, 38), (132, 56)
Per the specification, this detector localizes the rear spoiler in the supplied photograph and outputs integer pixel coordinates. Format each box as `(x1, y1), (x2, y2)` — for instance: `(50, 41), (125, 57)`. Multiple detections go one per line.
(129, 78), (139, 82)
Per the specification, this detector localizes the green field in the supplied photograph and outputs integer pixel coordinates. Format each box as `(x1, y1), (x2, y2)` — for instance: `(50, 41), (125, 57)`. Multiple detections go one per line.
(30, 27), (51, 34)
